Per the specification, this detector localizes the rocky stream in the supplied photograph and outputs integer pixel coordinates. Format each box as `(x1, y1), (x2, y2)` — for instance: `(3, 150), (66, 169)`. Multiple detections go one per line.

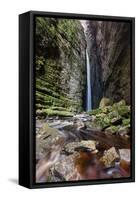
(36, 99), (131, 182)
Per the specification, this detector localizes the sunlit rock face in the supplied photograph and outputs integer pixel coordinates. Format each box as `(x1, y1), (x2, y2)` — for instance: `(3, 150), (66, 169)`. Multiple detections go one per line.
(83, 20), (131, 108)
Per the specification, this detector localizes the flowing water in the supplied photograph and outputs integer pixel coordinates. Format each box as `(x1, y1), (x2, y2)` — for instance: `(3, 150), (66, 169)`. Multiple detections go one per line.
(86, 50), (92, 111)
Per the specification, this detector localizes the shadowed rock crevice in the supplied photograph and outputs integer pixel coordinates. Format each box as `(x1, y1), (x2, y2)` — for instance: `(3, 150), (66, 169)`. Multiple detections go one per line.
(83, 21), (131, 108)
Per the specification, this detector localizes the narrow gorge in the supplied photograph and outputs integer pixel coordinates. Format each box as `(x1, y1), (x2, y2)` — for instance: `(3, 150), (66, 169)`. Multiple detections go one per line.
(35, 17), (131, 183)
(36, 18), (131, 115)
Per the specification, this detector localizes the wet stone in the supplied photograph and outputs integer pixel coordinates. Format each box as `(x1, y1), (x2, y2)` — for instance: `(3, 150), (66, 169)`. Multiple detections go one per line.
(64, 140), (97, 154)
(119, 149), (130, 162)
(100, 147), (119, 167)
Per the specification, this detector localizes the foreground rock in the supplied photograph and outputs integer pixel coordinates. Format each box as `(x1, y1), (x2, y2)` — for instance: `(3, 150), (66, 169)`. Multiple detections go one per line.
(51, 153), (79, 181)
(100, 147), (119, 167)
(63, 140), (98, 154)
(36, 123), (65, 162)
(119, 149), (130, 162)
(35, 98), (131, 182)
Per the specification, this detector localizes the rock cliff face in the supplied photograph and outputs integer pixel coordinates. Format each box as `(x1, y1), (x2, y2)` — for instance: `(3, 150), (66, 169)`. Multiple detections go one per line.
(35, 17), (86, 117)
(84, 21), (131, 108)
(36, 18), (131, 115)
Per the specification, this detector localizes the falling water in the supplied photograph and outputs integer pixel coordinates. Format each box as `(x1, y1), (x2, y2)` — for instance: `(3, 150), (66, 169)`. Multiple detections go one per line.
(86, 50), (92, 111)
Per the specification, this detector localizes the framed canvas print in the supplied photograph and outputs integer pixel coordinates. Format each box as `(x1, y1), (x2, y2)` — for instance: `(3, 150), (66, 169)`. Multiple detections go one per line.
(19, 11), (135, 189)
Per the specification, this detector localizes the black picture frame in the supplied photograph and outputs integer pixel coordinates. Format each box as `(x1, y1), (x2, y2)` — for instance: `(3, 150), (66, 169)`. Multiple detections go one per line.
(19, 10), (135, 189)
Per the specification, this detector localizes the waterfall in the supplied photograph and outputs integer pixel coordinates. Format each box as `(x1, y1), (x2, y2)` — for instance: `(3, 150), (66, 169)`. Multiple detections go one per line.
(86, 50), (92, 111)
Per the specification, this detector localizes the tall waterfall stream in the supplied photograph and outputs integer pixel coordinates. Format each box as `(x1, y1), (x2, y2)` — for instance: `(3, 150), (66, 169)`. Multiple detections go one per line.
(86, 50), (92, 111)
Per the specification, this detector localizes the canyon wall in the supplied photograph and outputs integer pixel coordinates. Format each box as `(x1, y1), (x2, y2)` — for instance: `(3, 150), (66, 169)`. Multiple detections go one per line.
(35, 18), (131, 116)
(84, 20), (131, 108)
(35, 17), (86, 117)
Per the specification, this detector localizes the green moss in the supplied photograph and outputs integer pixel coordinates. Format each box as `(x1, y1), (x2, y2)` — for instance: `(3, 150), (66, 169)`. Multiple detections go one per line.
(36, 108), (74, 117)
(101, 106), (112, 114)
(57, 19), (82, 46)
(36, 84), (60, 98)
(88, 108), (102, 115)
(122, 118), (130, 126)
(36, 104), (47, 109)
(95, 115), (111, 129)
(35, 17), (86, 116)
(50, 106), (70, 111)
(108, 110), (120, 119)
(36, 56), (45, 71)
(117, 105), (130, 117)
(95, 113), (106, 118)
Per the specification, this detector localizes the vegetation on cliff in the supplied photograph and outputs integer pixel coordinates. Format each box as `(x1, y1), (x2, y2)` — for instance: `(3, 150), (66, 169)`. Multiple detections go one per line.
(35, 17), (86, 118)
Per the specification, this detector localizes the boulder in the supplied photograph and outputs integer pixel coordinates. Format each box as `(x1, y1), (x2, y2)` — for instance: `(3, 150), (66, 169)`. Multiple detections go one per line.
(64, 140), (97, 154)
(117, 105), (130, 118)
(119, 149), (130, 162)
(100, 147), (119, 167)
(116, 100), (126, 106)
(36, 123), (65, 161)
(99, 97), (112, 108)
(51, 153), (79, 181)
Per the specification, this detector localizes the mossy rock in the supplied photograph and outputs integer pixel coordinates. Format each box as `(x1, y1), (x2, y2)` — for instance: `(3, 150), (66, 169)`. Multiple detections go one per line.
(122, 118), (131, 127)
(112, 100), (130, 117)
(101, 106), (112, 114)
(117, 105), (130, 117)
(116, 100), (126, 107)
(108, 110), (120, 119)
(87, 99), (131, 133)
(99, 97), (113, 108)
(105, 125), (120, 135)
(95, 116), (111, 129)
